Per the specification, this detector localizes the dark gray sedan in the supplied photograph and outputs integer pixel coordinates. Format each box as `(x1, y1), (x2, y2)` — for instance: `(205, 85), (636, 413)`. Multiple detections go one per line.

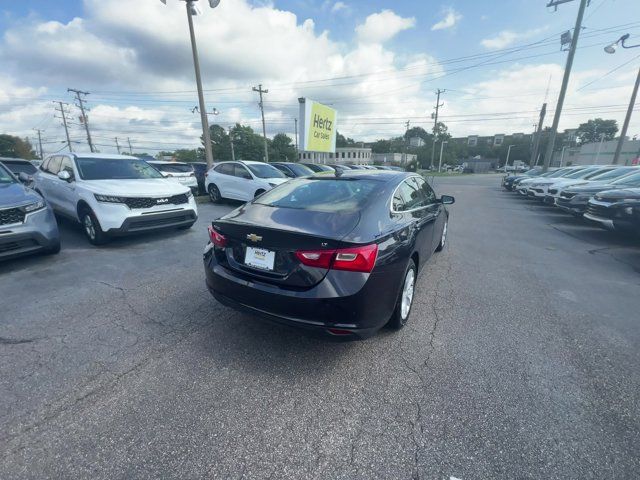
(0, 162), (60, 260)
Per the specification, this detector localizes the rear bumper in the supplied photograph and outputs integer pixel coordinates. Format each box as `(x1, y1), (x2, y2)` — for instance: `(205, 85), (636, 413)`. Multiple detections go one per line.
(0, 207), (60, 260)
(203, 249), (401, 338)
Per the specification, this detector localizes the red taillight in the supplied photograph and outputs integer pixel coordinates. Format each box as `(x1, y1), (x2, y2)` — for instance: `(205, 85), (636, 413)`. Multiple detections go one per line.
(208, 226), (227, 248)
(295, 243), (378, 273)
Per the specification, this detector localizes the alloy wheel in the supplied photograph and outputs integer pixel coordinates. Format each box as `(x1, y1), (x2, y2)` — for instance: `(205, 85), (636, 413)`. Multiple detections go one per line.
(83, 214), (96, 240)
(400, 268), (415, 320)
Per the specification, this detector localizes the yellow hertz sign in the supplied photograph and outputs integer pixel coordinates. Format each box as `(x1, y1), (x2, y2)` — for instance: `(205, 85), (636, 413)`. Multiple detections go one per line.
(299, 99), (337, 153)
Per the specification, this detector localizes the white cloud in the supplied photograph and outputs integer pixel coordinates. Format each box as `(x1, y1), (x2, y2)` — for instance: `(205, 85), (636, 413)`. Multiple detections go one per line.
(431, 8), (462, 31)
(481, 28), (547, 50)
(331, 2), (348, 13)
(355, 10), (416, 44)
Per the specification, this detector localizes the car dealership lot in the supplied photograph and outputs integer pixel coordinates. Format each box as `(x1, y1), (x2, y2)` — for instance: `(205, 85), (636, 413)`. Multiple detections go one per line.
(1, 174), (639, 479)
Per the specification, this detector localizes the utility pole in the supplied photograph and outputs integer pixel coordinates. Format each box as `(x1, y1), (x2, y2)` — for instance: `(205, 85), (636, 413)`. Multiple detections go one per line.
(430, 89), (445, 168)
(505, 144), (515, 172)
(530, 103), (547, 167)
(613, 66), (640, 164)
(33, 129), (44, 159)
(127, 137), (133, 154)
(404, 120), (410, 165)
(228, 126), (236, 162)
(115, 137), (121, 154)
(253, 84), (269, 162)
(542, 0), (588, 172)
(184, 1), (214, 169)
(68, 88), (95, 152)
(54, 101), (73, 152)
(294, 118), (298, 151)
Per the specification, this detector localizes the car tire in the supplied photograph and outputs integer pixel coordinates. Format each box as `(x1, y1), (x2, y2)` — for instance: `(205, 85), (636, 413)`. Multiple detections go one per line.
(387, 259), (417, 330)
(435, 219), (448, 252)
(254, 189), (266, 198)
(208, 184), (222, 204)
(80, 208), (109, 246)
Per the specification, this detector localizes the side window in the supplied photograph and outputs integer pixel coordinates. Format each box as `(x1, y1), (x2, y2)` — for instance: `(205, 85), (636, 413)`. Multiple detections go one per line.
(214, 163), (233, 176)
(47, 156), (62, 175)
(412, 177), (436, 204)
(234, 164), (251, 179)
(40, 157), (50, 171)
(59, 157), (75, 175)
(396, 179), (424, 211)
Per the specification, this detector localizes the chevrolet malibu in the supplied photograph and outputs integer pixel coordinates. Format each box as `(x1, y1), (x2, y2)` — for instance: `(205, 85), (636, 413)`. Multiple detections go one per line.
(204, 171), (454, 338)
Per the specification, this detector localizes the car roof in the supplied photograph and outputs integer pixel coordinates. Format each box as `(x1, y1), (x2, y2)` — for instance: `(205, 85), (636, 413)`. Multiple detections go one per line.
(148, 160), (189, 165)
(313, 170), (408, 182)
(65, 153), (140, 160)
(0, 157), (31, 163)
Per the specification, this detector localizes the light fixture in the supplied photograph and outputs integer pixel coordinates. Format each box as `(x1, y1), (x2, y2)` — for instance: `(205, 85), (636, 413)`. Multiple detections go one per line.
(604, 43), (616, 54)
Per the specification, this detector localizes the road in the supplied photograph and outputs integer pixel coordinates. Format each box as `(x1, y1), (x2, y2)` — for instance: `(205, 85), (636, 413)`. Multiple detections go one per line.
(1, 174), (639, 479)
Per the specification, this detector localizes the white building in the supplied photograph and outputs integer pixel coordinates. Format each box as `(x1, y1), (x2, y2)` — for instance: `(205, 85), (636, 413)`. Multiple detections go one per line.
(299, 147), (373, 165)
(371, 153), (417, 165)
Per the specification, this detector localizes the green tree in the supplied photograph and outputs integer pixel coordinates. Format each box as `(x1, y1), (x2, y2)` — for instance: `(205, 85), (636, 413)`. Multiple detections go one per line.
(576, 118), (618, 144)
(336, 132), (356, 147)
(269, 133), (297, 161)
(371, 139), (392, 153)
(0, 134), (36, 159)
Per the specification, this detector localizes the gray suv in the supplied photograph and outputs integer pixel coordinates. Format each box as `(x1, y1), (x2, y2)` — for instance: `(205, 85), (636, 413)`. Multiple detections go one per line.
(0, 162), (60, 260)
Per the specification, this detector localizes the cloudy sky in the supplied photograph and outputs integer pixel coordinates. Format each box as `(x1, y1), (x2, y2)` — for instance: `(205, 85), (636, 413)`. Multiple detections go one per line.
(1, 0), (639, 156)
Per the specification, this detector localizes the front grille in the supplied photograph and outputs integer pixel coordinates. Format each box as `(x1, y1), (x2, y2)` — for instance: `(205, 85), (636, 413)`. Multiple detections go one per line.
(123, 194), (189, 209)
(586, 204), (614, 219)
(0, 239), (37, 253)
(128, 214), (190, 230)
(560, 192), (576, 199)
(0, 207), (25, 226)
(533, 188), (544, 193)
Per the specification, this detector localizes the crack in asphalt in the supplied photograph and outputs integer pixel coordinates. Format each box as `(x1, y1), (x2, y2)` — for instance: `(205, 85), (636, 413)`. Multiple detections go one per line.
(588, 247), (640, 274)
(0, 337), (39, 345)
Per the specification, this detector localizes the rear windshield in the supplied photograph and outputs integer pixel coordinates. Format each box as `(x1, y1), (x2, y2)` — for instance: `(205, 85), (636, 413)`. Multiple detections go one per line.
(613, 171), (640, 186)
(152, 163), (193, 173)
(76, 158), (164, 180)
(3, 161), (37, 175)
(254, 178), (381, 212)
(289, 164), (314, 176)
(565, 167), (600, 179)
(246, 163), (285, 179)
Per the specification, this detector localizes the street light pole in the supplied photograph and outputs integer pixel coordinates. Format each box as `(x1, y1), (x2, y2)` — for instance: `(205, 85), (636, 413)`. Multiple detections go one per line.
(229, 126), (236, 161)
(438, 141), (448, 173)
(613, 67), (640, 164)
(595, 133), (605, 164)
(504, 145), (514, 173)
(185, 1), (214, 169)
(559, 145), (568, 167)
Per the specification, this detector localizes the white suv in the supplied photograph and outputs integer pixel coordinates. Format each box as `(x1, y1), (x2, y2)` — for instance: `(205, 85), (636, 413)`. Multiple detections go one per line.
(34, 153), (198, 245)
(148, 161), (199, 194)
(205, 160), (288, 203)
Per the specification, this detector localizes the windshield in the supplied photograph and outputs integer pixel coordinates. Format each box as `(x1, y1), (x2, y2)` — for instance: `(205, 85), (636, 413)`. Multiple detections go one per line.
(254, 178), (380, 212)
(589, 167), (637, 182)
(151, 163), (193, 174)
(289, 164), (314, 176)
(565, 167), (601, 179)
(0, 163), (17, 184)
(612, 171), (640, 186)
(3, 161), (37, 175)
(246, 163), (285, 179)
(76, 158), (164, 180)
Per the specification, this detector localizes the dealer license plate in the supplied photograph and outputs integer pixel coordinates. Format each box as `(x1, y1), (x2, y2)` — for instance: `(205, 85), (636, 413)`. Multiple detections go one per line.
(245, 247), (275, 271)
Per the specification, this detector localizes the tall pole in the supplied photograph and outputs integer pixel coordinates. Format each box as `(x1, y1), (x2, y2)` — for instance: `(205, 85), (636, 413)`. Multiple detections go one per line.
(560, 145), (568, 167)
(186, 1), (214, 169)
(68, 88), (95, 153)
(542, 0), (588, 172)
(595, 133), (605, 164)
(127, 137), (133, 154)
(530, 103), (547, 168)
(294, 118), (298, 152)
(253, 84), (269, 162)
(54, 101), (73, 153)
(229, 126), (236, 162)
(438, 141), (447, 172)
(404, 120), (410, 166)
(430, 89), (445, 168)
(613, 66), (640, 165)
(34, 129), (44, 159)
(115, 137), (121, 154)
(505, 145), (514, 172)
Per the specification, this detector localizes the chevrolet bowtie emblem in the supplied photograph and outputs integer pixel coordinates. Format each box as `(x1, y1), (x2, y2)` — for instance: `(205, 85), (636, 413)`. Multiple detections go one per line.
(246, 233), (262, 242)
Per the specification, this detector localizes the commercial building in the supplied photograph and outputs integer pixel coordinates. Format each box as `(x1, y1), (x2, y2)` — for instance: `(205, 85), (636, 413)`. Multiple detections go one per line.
(298, 147), (373, 165)
(371, 153), (417, 165)
(550, 139), (640, 166)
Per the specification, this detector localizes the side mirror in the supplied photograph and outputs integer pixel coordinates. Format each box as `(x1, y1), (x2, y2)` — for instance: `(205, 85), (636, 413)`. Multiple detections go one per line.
(57, 170), (73, 182)
(440, 195), (455, 205)
(18, 172), (31, 184)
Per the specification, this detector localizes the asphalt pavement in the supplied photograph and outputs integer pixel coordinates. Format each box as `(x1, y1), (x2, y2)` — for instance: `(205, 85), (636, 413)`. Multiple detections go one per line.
(1, 174), (639, 479)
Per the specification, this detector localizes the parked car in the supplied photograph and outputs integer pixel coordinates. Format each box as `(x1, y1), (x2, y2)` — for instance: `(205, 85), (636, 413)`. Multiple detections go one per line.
(526, 166), (607, 200)
(190, 162), (209, 195)
(34, 153), (197, 245)
(271, 162), (315, 178)
(205, 160), (288, 203)
(501, 167), (542, 191)
(0, 162), (60, 259)
(556, 170), (640, 215)
(327, 164), (353, 173)
(148, 161), (198, 194)
(30, 159), (43, 169)
(301, 163), (335, 173)
(515, 166), (583, 196)
(584, 187), (640, 235)
(203, 171), (454, 338)
(542, 165), (622, 204)
(1, 157), (38, 187)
